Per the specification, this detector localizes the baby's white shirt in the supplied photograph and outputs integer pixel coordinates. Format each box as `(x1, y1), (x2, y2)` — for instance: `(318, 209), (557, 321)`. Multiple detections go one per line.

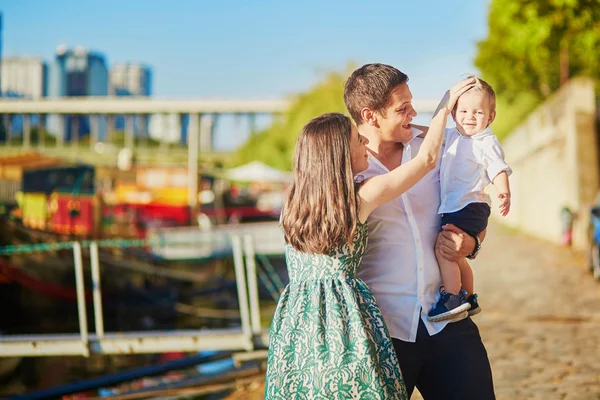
(438, 127), (512, 214)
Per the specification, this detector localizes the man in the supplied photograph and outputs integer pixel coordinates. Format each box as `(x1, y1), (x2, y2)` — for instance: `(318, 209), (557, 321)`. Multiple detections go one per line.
(344, 63), (495, 399)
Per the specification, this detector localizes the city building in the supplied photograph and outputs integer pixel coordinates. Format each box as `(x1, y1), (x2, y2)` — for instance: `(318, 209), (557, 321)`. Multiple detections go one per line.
(0, 12), (5, 141)
(109, 63), (152, 97)
(0, 57), (47, 136)
(0, 57), (47, 98)
(110, 63), (152, 135)
(0, 12), (3, 95)
(148, 113), (190, 144)
(46, 45), (109, 141)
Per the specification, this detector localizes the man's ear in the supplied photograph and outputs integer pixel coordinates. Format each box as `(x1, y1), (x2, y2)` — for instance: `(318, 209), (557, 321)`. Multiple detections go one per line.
(488, 110), (496, 126)
(360, 107), (378, 127)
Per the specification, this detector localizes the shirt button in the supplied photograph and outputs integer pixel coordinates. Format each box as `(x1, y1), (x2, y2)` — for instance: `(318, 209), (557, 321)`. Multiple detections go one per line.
(419, 267), (423, 272)
(416, 239), (420, 244)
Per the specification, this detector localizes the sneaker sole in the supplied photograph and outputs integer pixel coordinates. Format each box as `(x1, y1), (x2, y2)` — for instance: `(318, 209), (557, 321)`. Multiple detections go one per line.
(427, 302), (471, 322)
(447, 310), (469, 323)
(468, 307), (481, 317)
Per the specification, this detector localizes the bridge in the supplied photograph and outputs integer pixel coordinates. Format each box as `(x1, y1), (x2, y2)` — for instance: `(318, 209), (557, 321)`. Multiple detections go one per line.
(0, 96), (440, 152)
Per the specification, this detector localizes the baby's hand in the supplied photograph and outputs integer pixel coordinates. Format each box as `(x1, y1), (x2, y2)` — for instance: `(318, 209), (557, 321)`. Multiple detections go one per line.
(498, 193), (511, 217)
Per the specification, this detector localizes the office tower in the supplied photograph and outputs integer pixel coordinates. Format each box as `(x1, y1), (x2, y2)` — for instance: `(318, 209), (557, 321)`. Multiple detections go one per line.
(1, 57), (47, 98)
(47, 45), (108, 141)
(110, 63), (152, 135)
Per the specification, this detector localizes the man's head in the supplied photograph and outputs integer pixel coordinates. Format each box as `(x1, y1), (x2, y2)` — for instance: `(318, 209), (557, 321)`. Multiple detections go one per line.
(453, 77), (496, 136)
(344, 63), (417, 143)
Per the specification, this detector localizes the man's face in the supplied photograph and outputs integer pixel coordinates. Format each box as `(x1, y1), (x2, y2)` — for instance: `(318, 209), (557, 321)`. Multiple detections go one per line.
(453, 90), (495, 136)
(376, 83), (417, 143)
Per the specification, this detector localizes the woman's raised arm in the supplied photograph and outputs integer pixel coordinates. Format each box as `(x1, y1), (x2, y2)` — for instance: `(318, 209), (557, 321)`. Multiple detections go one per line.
(357, 77), (475, 220)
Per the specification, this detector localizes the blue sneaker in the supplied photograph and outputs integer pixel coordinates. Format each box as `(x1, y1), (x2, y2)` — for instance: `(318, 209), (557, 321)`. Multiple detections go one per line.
(467, 293), (481, 316)
(427, 288), (471, 322)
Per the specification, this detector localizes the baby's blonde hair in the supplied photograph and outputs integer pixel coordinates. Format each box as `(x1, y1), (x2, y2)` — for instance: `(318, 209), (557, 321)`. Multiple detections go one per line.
(463, 75), (496, 111)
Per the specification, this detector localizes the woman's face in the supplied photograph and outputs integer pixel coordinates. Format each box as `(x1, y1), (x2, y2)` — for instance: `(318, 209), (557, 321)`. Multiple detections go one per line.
(350, 124), (369, 174)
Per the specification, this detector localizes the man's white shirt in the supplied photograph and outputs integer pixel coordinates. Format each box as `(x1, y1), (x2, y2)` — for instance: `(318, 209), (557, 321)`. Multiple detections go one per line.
(357, 128), (448, 342)
(439, 127), (512, 214)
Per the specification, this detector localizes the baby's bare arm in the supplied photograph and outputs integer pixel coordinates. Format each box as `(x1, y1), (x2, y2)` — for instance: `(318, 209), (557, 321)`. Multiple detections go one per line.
(493, 171), (510, 194)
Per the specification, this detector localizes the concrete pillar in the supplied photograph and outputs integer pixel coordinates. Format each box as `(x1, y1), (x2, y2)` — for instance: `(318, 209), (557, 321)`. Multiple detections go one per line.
(188, 113), (200, 207)
(56, 114), (65, 148)
(90, 114), (99, 150)
(125, 114), (135, 150)
(199, 115), (213, 153)
(140, 114), (148, 148)
(3, 114), (11, 146)
(71, 116), (79, 147)
(23, 114), (31, 150)
(107, 114), (114, 143)
(38, 114), (46, 148)
(160, 113), (169, 152)
(248, 113), (257, 135)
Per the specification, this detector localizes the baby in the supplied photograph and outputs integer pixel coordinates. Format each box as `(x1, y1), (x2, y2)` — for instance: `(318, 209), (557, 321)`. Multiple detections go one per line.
(428, 77), (512, 322)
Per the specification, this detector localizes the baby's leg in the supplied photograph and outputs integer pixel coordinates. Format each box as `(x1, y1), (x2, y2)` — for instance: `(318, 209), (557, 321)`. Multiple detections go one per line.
(457, 257), (474, 296)
(435, 232), (461, 294)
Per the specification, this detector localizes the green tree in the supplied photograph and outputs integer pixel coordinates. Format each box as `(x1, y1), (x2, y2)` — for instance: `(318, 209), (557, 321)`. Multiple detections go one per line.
(475, 0), (600, 139)
(475, 0), (599, 101)
(233, 69), (350, 171)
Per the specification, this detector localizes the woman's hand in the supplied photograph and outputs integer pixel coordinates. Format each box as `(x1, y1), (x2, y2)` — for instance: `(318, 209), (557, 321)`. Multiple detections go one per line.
(446, 77), (477, 113)
(432, 77), (476, 118)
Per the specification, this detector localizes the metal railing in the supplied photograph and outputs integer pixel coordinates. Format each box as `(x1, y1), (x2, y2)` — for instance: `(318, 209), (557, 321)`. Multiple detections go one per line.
(0, 222), (285, 357)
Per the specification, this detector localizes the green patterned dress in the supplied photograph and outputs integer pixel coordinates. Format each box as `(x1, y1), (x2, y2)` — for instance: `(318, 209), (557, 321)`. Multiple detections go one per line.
(265, 222), (408, 399)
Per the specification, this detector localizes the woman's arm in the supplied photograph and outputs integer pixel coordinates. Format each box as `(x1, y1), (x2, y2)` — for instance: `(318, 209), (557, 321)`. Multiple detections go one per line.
(358, 78), (475, 220)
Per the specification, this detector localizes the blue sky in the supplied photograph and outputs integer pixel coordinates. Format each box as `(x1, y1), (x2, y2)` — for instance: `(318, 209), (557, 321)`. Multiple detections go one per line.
(2, 0), (489, 149)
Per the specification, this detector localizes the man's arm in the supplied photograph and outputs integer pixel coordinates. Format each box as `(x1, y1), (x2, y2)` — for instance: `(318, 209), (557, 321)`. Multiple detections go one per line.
(437, 224), (486, 261)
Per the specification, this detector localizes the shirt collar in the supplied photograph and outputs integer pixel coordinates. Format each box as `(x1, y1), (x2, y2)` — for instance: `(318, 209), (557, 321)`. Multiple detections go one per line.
(404, 126), (424, 146)
(452, 126), (494, 140)
(364, 127), (424, 172)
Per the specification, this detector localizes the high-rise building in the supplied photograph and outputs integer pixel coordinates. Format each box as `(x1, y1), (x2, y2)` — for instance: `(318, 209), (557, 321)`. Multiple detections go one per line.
(110, 63), (152, 135)
(0, 12), (3, 95)
(1, 57), (47, 98)
(109, 63), (152, 97)
(47, 45), (108, 140)
(0, 12), (5, 141)
(0, 57), (47, 137)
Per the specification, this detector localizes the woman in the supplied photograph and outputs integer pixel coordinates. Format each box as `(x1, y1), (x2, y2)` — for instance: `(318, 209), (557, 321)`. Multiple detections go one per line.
(265, 78), (475, 399)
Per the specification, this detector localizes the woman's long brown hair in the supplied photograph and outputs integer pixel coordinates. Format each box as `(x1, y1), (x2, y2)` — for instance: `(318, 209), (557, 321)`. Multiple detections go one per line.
(281, 113), (360, 255)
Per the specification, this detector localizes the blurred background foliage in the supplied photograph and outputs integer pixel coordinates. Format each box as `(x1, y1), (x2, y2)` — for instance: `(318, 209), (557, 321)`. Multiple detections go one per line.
(234, 69), (349, 170)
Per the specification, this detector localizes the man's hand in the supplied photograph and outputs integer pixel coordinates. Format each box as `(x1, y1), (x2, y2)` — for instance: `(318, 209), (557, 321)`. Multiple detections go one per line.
(437, 224), (476, 261)
(498, 193), (511, 216)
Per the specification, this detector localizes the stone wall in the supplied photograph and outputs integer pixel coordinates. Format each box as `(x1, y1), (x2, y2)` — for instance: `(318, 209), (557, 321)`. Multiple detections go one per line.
(489, 78), (598, 251)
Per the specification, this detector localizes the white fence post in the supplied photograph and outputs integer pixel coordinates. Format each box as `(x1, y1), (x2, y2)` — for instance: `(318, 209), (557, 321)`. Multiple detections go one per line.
(72, 242), (90, 356)
(232, 235), (253, 350)
(90, 242), (104, 338)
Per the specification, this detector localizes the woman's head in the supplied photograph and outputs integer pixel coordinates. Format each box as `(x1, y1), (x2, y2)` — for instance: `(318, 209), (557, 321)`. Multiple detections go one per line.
(293, 113), (368, 177)
(281, 113), (366, 254)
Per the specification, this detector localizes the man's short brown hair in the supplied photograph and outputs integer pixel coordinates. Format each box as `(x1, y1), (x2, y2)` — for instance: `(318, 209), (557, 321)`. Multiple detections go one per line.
(344, 64), (409, 125)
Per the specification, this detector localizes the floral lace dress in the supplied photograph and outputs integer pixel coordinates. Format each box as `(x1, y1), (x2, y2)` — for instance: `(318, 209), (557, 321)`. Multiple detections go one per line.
(265, 222), (407, 399)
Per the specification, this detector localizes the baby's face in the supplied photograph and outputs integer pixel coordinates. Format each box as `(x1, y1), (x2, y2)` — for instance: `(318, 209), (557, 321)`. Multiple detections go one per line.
(453, 90), (495, 136)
